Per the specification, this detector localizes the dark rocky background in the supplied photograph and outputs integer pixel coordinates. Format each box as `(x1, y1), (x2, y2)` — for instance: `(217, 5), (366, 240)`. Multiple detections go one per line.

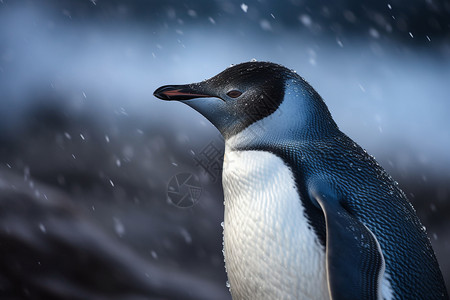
(0, 0), (449, 298)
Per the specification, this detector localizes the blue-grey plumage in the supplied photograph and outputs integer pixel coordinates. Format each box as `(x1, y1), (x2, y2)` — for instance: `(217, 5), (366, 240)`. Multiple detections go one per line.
(154, 62), (449, 299)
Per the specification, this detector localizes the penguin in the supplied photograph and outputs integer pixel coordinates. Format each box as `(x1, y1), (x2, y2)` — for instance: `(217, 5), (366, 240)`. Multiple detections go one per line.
(154, 61), (449, 300)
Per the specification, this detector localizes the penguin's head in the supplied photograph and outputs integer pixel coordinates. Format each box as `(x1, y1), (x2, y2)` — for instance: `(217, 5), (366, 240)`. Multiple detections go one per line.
(154, 62), (296, 139)
(154, 61), (336, 141)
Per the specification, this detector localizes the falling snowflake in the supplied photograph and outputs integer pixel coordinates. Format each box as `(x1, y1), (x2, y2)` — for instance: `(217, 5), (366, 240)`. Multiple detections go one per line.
(240, 3), (248, 13)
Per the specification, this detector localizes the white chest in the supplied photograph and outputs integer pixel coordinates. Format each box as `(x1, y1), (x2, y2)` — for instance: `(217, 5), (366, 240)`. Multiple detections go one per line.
(222, 149), (329, 300)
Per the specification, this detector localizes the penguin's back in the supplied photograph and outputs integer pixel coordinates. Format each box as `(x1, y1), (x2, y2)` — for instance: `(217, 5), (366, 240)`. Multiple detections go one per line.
(266, 134), (448, 299)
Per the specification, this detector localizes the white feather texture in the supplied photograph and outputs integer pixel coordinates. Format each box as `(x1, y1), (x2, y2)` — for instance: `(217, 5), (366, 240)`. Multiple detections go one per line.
(222, 147), (329, 300)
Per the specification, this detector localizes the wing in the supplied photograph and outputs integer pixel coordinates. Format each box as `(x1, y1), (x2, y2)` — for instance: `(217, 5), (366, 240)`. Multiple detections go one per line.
(309, 180), (385, 300)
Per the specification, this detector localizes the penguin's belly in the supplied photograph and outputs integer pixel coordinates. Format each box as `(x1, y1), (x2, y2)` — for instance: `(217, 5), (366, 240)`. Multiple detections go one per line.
(222, 149), (329, 300)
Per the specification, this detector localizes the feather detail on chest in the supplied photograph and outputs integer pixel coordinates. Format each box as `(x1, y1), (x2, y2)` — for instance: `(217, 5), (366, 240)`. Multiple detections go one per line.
(222, 148), (329, 300)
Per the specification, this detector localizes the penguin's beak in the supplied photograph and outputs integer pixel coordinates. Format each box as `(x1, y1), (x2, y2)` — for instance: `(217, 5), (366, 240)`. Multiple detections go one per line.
(154, 82), (230, 136)
(153, 84), (213, 101)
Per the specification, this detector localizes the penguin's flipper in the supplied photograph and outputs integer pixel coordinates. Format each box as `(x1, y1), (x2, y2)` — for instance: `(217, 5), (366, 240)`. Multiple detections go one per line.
(309, 181), (384, 300)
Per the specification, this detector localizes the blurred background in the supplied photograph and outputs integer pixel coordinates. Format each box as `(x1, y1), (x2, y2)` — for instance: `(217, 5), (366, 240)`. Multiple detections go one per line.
(0, 0), (449, 299)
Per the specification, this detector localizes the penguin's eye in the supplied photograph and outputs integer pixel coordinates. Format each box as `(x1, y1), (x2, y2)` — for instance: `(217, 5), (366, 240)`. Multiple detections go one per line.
(226, 90), (242, 98)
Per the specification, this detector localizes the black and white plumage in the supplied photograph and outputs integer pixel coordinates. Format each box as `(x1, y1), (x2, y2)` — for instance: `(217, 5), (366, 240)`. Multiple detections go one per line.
(154, 61), (449, 299)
